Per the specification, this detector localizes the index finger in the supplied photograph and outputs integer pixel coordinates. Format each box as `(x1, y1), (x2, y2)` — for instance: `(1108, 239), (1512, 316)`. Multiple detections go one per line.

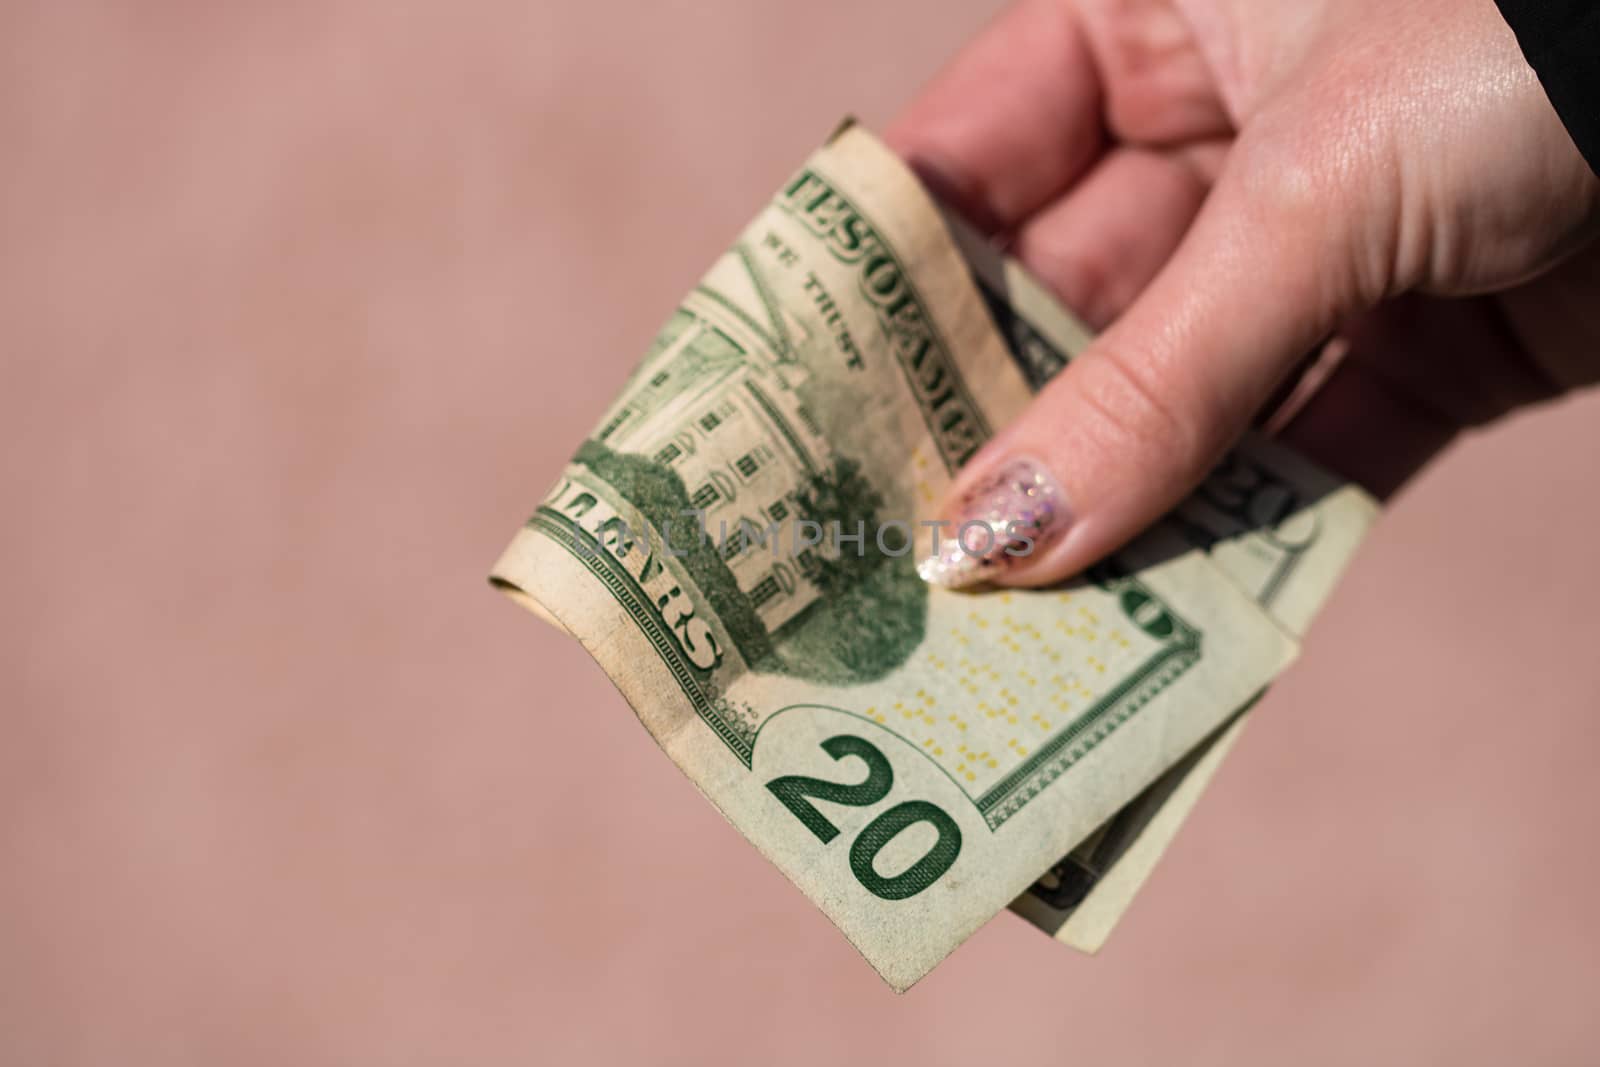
(885, 0), (1106, 235)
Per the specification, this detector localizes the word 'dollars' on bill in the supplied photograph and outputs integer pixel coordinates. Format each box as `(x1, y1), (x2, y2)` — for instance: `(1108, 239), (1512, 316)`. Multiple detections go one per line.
(490, 120), (1375, 991)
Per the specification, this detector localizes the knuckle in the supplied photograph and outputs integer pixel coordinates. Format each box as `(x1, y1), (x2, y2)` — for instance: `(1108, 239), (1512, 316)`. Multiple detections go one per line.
(1231, 128), (1336, 222)
(1226, 120), (1376, 306)
(1074, 345), (1225, 481)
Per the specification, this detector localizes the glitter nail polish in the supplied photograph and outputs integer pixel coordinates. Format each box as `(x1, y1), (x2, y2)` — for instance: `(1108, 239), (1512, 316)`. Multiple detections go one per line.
(916, 457), (1070, 590)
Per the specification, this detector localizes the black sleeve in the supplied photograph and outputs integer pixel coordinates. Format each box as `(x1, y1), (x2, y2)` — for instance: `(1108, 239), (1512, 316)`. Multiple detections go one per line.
(1495, 1), (1600, 176)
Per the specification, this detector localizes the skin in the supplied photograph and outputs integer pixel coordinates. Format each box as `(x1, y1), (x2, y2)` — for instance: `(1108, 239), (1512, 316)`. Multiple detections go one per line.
(887, 0), (1600, 587)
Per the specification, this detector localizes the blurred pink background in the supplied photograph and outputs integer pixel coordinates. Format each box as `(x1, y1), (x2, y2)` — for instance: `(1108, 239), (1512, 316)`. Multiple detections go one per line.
(4, 2), (1600, 1063)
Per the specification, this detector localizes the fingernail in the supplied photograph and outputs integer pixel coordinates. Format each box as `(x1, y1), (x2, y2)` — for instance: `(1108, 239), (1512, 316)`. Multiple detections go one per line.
(916, 457), (1071, 590)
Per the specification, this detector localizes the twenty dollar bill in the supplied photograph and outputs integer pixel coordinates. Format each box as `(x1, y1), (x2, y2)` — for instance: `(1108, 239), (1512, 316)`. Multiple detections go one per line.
(492, 122), (1344, 989)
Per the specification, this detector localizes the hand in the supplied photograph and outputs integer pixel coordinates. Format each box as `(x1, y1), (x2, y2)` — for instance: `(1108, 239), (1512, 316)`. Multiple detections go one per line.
(890, 0), (1600, 589)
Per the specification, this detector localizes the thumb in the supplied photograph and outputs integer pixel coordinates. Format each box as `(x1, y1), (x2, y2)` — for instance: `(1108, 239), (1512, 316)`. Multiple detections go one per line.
(918, 143), (1362, 589)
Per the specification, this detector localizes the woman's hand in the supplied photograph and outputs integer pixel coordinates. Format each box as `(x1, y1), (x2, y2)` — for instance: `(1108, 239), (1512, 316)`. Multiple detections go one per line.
(891, 0), (1600, 589)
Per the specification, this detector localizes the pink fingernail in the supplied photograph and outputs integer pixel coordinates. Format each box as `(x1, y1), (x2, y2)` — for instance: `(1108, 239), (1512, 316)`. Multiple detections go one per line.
(916, 457), (1071, 590)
